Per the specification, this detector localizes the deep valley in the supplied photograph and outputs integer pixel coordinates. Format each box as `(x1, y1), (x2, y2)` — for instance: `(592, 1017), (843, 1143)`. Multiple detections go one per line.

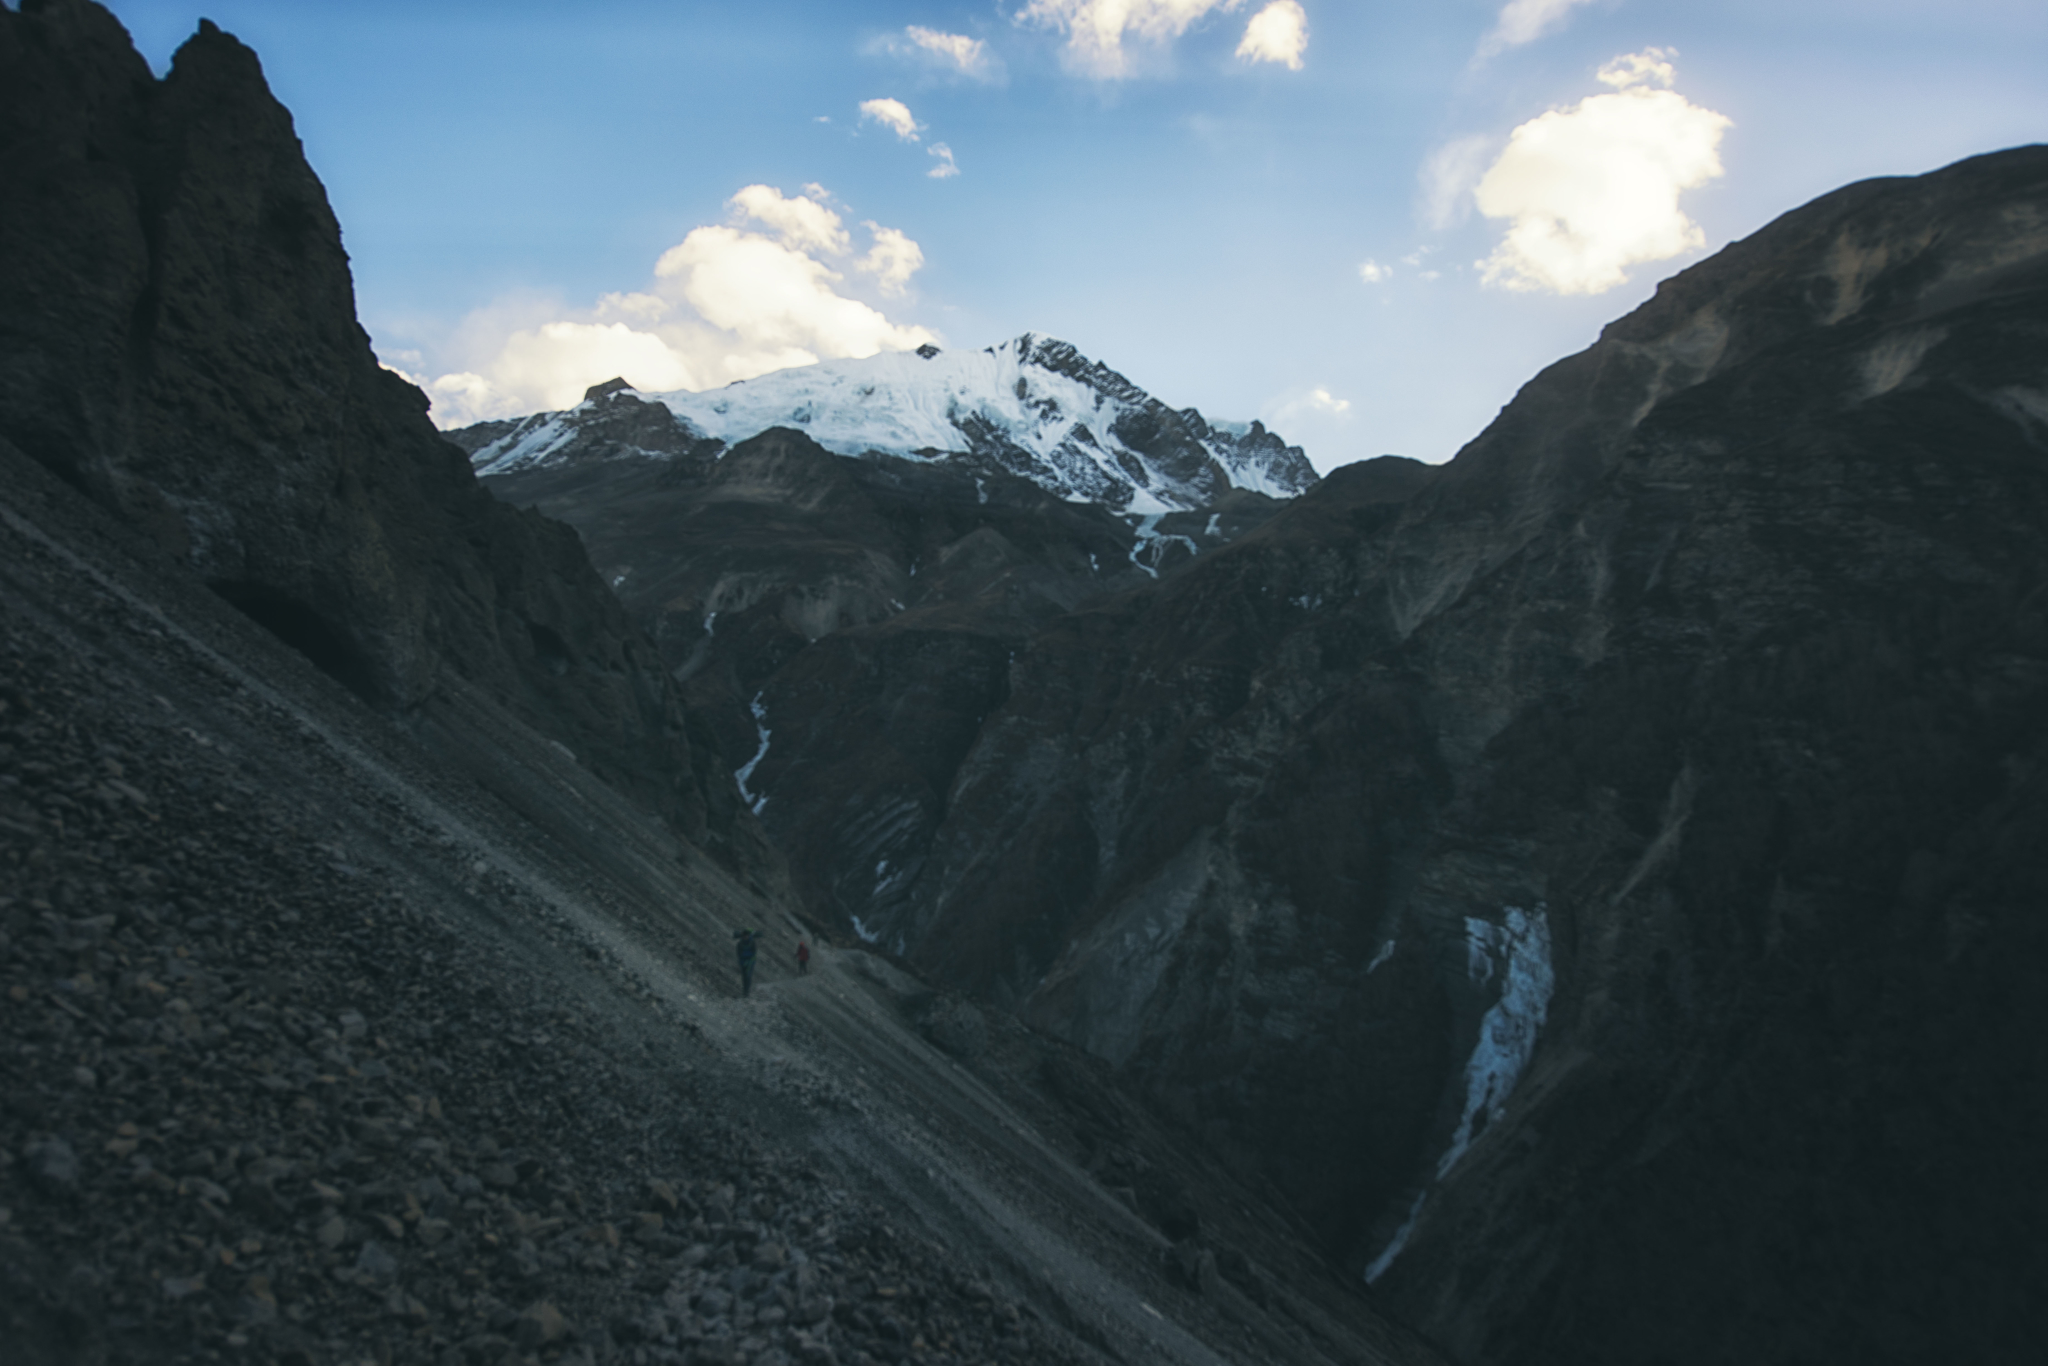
(5, 4), (2047, 1365)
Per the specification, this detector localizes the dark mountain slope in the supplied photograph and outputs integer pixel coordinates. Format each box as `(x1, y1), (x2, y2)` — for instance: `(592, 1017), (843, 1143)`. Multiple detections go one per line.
(0, 429), (1451, 1366)
(1366, 148), (2048, 1365)
(886, 147), (2048, 1362)
(0, 0), (769, 878)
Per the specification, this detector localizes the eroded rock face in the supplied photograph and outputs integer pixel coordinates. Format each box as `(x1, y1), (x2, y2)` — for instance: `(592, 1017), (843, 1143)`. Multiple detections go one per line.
(1360, 149), (2048, 1366)
(890, 149), (2048, 1362)
(0, 0), (770, 872)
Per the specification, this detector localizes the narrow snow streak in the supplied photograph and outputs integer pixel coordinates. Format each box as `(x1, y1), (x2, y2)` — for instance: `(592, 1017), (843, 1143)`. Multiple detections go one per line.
(1364, 1192), (1427, 1284)
(872, 857), (913, 898)
(1366, 939), (1397, 974)
(733, 691), (772, 815)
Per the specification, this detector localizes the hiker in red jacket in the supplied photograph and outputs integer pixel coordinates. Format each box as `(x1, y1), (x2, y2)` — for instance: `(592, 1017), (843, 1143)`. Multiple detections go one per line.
(795, 939), (811, 975)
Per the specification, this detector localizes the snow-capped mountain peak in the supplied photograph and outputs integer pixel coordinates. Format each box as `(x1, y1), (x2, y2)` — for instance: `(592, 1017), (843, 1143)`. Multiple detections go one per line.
(458, 335), (1318, 512)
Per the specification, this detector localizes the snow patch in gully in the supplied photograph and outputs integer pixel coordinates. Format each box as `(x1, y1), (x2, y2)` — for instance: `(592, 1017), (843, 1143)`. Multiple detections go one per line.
(1438, 904), (1553, 1178)
(733, 691), (772, 815)
(1126, 513), (1197, 579)
(1365, 903), (1553, 1284)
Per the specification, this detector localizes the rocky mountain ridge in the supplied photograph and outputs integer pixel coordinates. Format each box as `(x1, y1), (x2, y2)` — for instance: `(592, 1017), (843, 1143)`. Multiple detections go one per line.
(496, 136), (2048, 1366)
(0, 6), (1445, 1366)
(0, 0), (775, 883)
(452, 335), (1319, 514)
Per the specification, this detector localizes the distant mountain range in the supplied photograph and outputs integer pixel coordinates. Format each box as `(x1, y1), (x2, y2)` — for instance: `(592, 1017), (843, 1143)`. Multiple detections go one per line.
(451, 333), (1320, 513)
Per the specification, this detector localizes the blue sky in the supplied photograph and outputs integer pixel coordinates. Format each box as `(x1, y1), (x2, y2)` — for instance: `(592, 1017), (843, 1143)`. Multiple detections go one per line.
(101, 0), (2048, 470)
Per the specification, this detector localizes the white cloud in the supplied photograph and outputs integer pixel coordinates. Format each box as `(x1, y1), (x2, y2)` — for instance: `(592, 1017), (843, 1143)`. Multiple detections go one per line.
(893, 25), (998, 80)
(1236, 0), (1306, 70)
(421, 371), (499, 419)
(658, 225), (932, 362)
(492, 321), (698, 406)
(859, 97), (922, 141)
(1597, 46), (1676, 89)
(926, 142), (961, 179)
(728, 183), (851, 254)
(411, 185), (937, 428)
(1420, 134), (1496, 231)
(1358, 260), (1392, 284)
(1265, 383), (1357, 444)
(1019, 0), (1248, 79)
(859, 224), (925, 295)
(597, 290), (670, 322)
(1474, 51), (1732, 295)
(393, 320), (703, 428)
(1479, 0), (1599, 57)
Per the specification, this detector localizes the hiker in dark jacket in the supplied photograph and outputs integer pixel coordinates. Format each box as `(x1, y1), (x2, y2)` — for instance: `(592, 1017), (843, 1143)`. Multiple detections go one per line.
(734, 929), (760, 997)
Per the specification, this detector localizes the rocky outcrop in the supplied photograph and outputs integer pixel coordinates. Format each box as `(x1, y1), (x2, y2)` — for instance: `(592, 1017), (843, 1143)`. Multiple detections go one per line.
(444, 379), (725, 472)
(0, 0), (771, 874)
